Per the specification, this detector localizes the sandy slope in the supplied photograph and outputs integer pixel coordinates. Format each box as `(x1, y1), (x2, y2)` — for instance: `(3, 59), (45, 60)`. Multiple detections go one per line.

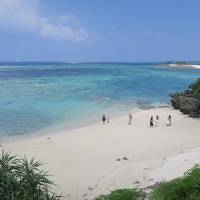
(2, 107), (200, 200)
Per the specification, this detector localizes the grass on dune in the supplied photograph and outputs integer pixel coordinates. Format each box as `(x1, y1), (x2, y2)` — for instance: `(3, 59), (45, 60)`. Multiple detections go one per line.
(0, 150), (61, 200)
(95, 188), (142, 200)
(96, 166), (200, 200)
(149, 165), (200, 200)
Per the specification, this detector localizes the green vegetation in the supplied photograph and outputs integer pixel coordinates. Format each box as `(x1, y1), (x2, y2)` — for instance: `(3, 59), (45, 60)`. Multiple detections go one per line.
(189, 78), (200, 100)
(0, 150), (61, 200)
(96, 166), (200, 200)
(95, 189), (141, 200)
(149, 165), (200, 200)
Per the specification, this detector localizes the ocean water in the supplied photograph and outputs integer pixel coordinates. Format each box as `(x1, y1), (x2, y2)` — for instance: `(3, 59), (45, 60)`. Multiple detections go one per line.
(0, 62), (200, 138)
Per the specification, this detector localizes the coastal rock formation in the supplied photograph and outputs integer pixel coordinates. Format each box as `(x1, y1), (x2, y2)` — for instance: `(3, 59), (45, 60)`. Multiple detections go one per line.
(170, 93), (200, 118)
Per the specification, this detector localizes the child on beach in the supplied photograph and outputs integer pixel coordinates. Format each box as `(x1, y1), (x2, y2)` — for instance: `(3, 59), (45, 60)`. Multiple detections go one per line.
(128, 113), (133, 125)
(150, 116), (154, 127)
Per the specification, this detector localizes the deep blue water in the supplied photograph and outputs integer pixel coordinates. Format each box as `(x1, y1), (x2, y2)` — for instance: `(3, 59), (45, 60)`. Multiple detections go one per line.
(0, 62), (200, 137)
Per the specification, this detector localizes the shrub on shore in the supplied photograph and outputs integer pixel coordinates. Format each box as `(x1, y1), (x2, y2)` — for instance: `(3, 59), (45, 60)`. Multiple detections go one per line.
(149, 165), (200, 200)
(189, 78), (200, 100)
(0, 150), (61, 200)
(95, 188), (143, 200)
(96, 166), (200, 200)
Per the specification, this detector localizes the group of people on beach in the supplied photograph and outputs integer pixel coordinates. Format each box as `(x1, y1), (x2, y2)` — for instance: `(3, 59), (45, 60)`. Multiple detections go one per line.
(102, 113), (172, 127)
(150, 115), (171, 127)
(102, 113), (133, 125)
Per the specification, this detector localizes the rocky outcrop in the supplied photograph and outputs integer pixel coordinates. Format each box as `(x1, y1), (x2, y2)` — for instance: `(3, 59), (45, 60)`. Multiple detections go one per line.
(170, 93), (200, 118)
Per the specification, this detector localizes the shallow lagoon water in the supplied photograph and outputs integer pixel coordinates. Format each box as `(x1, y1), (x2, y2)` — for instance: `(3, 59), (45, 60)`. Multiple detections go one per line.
(0, 62), (199, 137)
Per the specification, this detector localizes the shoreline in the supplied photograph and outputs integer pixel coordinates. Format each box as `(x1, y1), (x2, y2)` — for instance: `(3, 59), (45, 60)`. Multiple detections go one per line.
(1, 107), (142, 144)
(2, 107), (200, 200)
(2, 105), (168, 144)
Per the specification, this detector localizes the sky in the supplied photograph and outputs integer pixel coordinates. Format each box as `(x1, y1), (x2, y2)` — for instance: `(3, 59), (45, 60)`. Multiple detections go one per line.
(0, 0), (200, 62)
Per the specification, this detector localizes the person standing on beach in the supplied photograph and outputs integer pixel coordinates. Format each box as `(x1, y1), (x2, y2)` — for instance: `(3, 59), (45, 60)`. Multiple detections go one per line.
(155, 115), (159, 127)
(102, 114), (106, 124)
(167, 115), (172, 126)
(107, 115), (109, 123)
(128, 113), (133, 125)
(150, 116), (154, 127)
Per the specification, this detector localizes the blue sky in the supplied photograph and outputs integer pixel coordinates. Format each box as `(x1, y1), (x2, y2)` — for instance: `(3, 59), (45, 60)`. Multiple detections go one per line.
(0, 0), (200, 62)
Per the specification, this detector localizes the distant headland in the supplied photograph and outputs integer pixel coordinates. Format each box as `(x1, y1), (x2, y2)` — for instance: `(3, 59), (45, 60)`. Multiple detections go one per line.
(161, 61), (200, 69)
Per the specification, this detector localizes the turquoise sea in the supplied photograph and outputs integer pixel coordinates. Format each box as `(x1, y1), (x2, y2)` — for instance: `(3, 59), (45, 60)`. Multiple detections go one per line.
(0, 62), (200, 138)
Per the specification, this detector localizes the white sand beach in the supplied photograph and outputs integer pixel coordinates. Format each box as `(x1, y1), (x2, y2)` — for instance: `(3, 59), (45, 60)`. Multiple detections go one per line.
(188, 65), (200, 69)
(168, 64), (200, 69)
(2, 107), (200, 200)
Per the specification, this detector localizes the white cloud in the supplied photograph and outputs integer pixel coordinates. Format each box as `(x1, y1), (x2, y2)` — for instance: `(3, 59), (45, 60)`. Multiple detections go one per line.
(56, 14), (80, 25)
(0, 0), (88, 42)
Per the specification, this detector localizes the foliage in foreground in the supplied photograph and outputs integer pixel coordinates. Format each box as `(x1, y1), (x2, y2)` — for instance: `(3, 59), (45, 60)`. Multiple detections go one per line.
(189, 78), (200, 100)
(149, 165), (200, 200)
(0, 150), (61, 200)
(95, 188), (141, 200)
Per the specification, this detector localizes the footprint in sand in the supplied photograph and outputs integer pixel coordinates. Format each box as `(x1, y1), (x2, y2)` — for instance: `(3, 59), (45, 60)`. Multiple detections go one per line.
(123, 157), (129, 160)
(88, 186), (94, 191)
(148, 178), (154, 182)
(82, 193), (87, 197)
(116, 157), (129, 161)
